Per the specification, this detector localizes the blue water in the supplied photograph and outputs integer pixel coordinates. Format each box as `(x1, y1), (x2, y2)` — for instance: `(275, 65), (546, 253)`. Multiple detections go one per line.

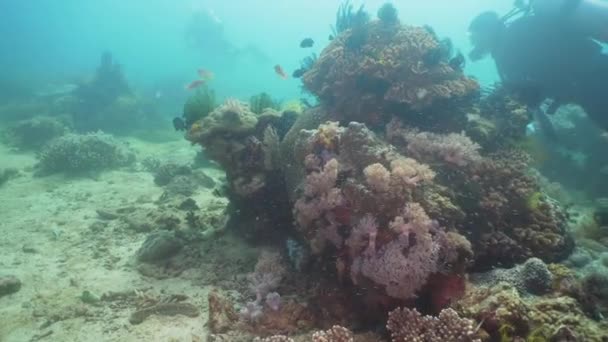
(0, 0), (510, 104)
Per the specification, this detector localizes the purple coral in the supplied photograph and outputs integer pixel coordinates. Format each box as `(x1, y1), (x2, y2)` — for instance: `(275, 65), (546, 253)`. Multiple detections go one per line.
(248, 251), (286, 302)
(387, 307), (480, 342)
(265, 292), (281, 311)
(351, 203), (443, 299)
(345, 214), (378, 257)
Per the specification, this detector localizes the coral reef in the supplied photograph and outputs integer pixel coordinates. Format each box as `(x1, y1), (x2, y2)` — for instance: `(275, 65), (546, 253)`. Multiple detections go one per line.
(180, 3), (583, 340)
(71, 52), (152, 134)
(471, 257), (553, 295)
(182, 85), (216, 129)
(304, 19), (479, 127)
(3, 115), (69, 150)
(456, 282), (608, 341)
(250, 92), (281, 115)
(387, 307), (480, 341)
(35, 132), (135, 175)
(466, 84), (531, 150)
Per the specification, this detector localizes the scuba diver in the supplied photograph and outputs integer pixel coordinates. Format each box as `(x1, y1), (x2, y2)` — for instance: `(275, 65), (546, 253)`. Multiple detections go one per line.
(468, 0), (608, 134)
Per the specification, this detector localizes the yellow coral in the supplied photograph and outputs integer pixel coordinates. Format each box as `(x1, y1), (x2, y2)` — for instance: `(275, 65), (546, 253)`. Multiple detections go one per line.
(315, 121), (340, 151)
(525, 191), (543, 212)
(281, 100), (304, 114)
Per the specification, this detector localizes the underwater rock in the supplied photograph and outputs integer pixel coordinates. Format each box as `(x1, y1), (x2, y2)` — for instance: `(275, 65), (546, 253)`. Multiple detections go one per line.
(129, 302), (199, 325)
(136, 231), (184, 263)
(35, 132), (135, 175)
(208, 290), (239, 334)
(178, 198), (199, 211)
(0, 275), (22, 297)
(0, 168), (19, 187)
(96, 209), (119, 220)
(165, 175), (198, 197)
(22, 244), (39, 254)
(153, 163), (192, 186)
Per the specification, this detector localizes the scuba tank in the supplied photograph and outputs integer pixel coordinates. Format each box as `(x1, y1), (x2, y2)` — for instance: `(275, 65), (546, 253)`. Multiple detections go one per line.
(531, 0), (608, 43)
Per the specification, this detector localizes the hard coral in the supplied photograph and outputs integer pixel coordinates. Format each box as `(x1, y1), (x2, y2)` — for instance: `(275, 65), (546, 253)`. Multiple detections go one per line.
(36, 132), (135, 175)
(387, 307), (480, 342)
(4, 115), (68, 150)
(456, 282), (608, 341)
(312, 325), (354, 342)
(305, 21), (478, 124)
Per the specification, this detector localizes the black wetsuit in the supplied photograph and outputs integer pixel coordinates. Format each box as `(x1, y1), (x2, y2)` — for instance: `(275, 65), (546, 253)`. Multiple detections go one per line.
(492, 15), (608, 130)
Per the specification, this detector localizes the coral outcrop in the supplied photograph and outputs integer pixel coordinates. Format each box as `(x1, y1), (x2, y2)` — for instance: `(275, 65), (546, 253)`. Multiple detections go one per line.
(303, 20), (479, 128)
(35, 132), (135, 175)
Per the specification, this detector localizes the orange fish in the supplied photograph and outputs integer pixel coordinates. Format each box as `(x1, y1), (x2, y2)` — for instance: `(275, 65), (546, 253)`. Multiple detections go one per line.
(185, 79), (205, 90)
(197, 68), (214, 80)
(274, 65), (288, 79)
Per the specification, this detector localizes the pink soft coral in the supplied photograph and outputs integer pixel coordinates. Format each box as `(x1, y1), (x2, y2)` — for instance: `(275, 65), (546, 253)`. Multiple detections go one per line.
(351, 203), (443, 299)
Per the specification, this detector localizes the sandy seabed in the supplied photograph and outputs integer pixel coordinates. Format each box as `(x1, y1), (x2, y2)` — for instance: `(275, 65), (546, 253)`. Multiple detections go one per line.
(0, 137), (230, 342)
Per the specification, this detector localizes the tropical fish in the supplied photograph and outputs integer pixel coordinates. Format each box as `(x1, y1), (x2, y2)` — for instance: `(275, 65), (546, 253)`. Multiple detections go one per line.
(300, 38), (314, 48)
(185, 79), (205, 90)
(173, 117), (186, 131)
(197, 68), (214, 80)
(274, 65), (288, 79)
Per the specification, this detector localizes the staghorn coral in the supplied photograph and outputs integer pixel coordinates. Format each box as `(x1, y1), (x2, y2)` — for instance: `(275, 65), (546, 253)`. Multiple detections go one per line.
(35, 132), (135, 175)
(387, 307), (480, 342)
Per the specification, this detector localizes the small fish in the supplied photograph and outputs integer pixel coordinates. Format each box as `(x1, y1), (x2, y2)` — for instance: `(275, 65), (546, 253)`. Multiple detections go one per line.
(173, 117), (186, 131)
(328, 34), (334, 41)
(300, 38), (314, 48)
(274, 65), (288, 79)
(197, 68), (214, 80)
(185, 79), (205, 90)
(292, 68), (306, 78)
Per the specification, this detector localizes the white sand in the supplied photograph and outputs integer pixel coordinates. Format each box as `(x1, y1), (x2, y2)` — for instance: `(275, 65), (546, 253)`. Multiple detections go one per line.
(0, 138), (226, 342)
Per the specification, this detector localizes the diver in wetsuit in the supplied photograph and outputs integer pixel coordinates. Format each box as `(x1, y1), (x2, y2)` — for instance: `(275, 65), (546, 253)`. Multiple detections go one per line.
(468, 0), (608, 132)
